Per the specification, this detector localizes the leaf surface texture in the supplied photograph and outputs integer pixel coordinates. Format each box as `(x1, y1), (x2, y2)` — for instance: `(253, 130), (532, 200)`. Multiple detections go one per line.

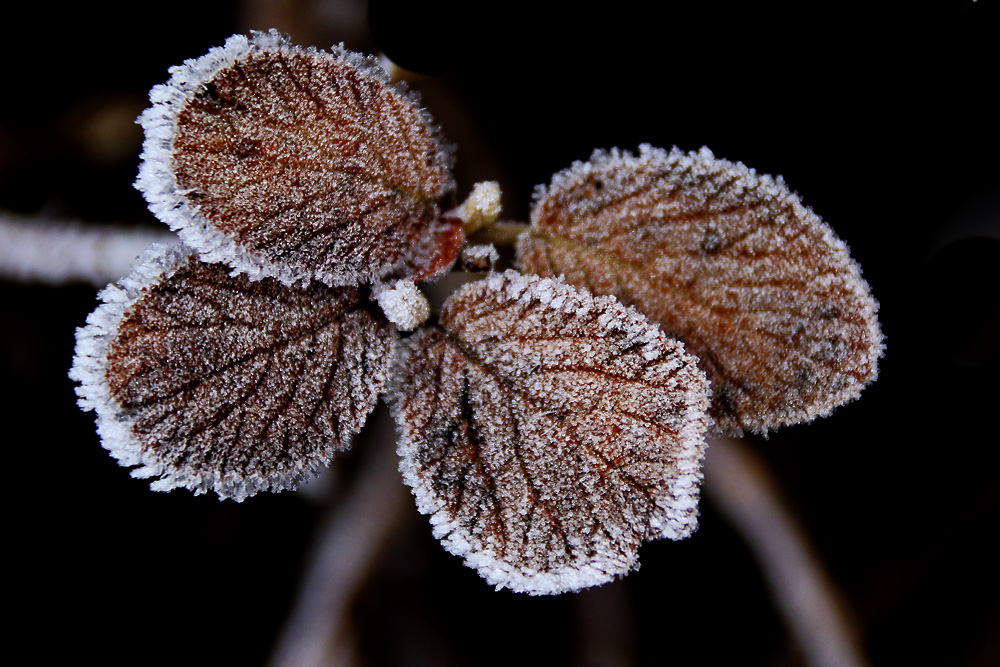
(518, 145), (882, 433)
(137, 31), (456, 287)
(71, 245), (395, 500)
(390, 271), (709, 594)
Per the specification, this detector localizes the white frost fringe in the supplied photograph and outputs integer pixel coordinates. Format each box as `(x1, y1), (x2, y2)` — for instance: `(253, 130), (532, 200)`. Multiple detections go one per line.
(134, 29), (454, 288)
(68, 243), (316, 502)
(392, 271), (710, 595)
(69, 243), (194, 478)
(135, 31), (302, 286)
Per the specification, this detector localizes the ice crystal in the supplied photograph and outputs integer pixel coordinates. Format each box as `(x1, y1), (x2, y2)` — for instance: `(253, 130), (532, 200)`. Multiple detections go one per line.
(518, 145), (883, 434)
(70, 244), (395, 501)
(389, 271), (709, 594)
(136, 30), (455, 287)
(373, 279), (431, 331)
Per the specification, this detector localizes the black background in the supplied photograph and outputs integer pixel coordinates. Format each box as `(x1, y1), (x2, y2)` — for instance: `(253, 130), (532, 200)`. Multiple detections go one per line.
(2, 1), (997, 665)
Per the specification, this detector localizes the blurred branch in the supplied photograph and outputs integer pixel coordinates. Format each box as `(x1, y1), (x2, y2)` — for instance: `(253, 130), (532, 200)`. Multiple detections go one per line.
(703, 437), (869, 667)
(467, 220), (528, 246)
(573, 581), (636, 667)
(0, 213), (175, 286)
(269, 408), (411, 667)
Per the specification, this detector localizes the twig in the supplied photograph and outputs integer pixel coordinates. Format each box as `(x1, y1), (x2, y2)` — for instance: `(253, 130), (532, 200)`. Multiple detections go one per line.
(269, 406), (411, 667)
(572, 581), (636, 667)
(0, 213), (176, 286)
(703, 436), (869, 667)
(467, 220), (528, 246)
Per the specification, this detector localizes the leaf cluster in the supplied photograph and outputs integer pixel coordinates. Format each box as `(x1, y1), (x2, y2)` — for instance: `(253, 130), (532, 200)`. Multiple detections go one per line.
(70, 31), (882, 595)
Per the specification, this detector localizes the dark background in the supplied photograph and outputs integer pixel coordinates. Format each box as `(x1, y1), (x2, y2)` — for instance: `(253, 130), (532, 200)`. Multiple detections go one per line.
(2, 1), (997, 665)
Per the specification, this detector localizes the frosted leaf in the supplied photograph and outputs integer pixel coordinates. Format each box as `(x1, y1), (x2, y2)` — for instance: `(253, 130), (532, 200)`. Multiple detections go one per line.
(69, 244), (395, 501)
(403, 216), (464, 283)
(389, 270), (710, 595)
(136, 30), (455, 287)
(518, 145), (883, 434)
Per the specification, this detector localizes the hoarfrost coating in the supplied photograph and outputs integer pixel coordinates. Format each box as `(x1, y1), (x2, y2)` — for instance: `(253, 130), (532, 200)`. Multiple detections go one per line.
(70, 243), (395, 501)
(136, 30), (455, 288)
(373, 279), (431, 331)
(69, 30), (882, 595)
(519, 145), (883, 434)
(389, 271), (710, 594)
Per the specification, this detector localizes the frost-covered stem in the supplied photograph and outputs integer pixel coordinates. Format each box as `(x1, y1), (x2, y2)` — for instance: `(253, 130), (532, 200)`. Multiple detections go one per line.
(467, 220), (529, 246)
(703, 437), (869, 667)
(269, 412), (410, 667)
(0, 213), (176, 286)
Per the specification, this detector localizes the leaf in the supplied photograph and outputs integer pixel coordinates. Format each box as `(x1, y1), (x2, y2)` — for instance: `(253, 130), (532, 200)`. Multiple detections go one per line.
(389, 271), (710, 595)
(135, 30), (456, 287)
(70, 244), (395, 501)
(518, 145), (883, 434)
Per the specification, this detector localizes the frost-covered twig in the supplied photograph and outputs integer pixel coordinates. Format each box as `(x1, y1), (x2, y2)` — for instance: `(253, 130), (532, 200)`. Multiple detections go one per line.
(269, 408), (411, 667)
(703, 437), (869, 667)
(0, 213), (176, 286)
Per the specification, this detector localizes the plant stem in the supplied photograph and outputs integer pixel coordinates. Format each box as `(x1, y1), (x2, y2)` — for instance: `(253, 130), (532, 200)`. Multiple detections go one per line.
(572, 581), (637, 667)
(268, 406), (411, 667)
(703, 436), (869, 667)
(0, 213), (176, 286)
(467, 220), (529, 247)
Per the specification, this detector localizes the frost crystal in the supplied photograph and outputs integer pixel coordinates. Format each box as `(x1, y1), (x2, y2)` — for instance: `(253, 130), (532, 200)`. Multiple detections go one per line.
(456, 180), (503, 233)
(389, 271), (710, 595)
(373, 279), (431, 331)
(136, 30), (455, 288)
(460, 244), (499, 272)
(70, 244), (395, 501)
(518, 145), (883, 434)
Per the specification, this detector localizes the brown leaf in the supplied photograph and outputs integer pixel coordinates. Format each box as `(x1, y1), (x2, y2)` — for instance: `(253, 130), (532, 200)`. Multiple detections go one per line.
(70, 244), (395, 501)
(403, 217), (464, 283)
(136, 31), (455, 287)
(389, 271), (710, 594)
(518, 146), (883, 434)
